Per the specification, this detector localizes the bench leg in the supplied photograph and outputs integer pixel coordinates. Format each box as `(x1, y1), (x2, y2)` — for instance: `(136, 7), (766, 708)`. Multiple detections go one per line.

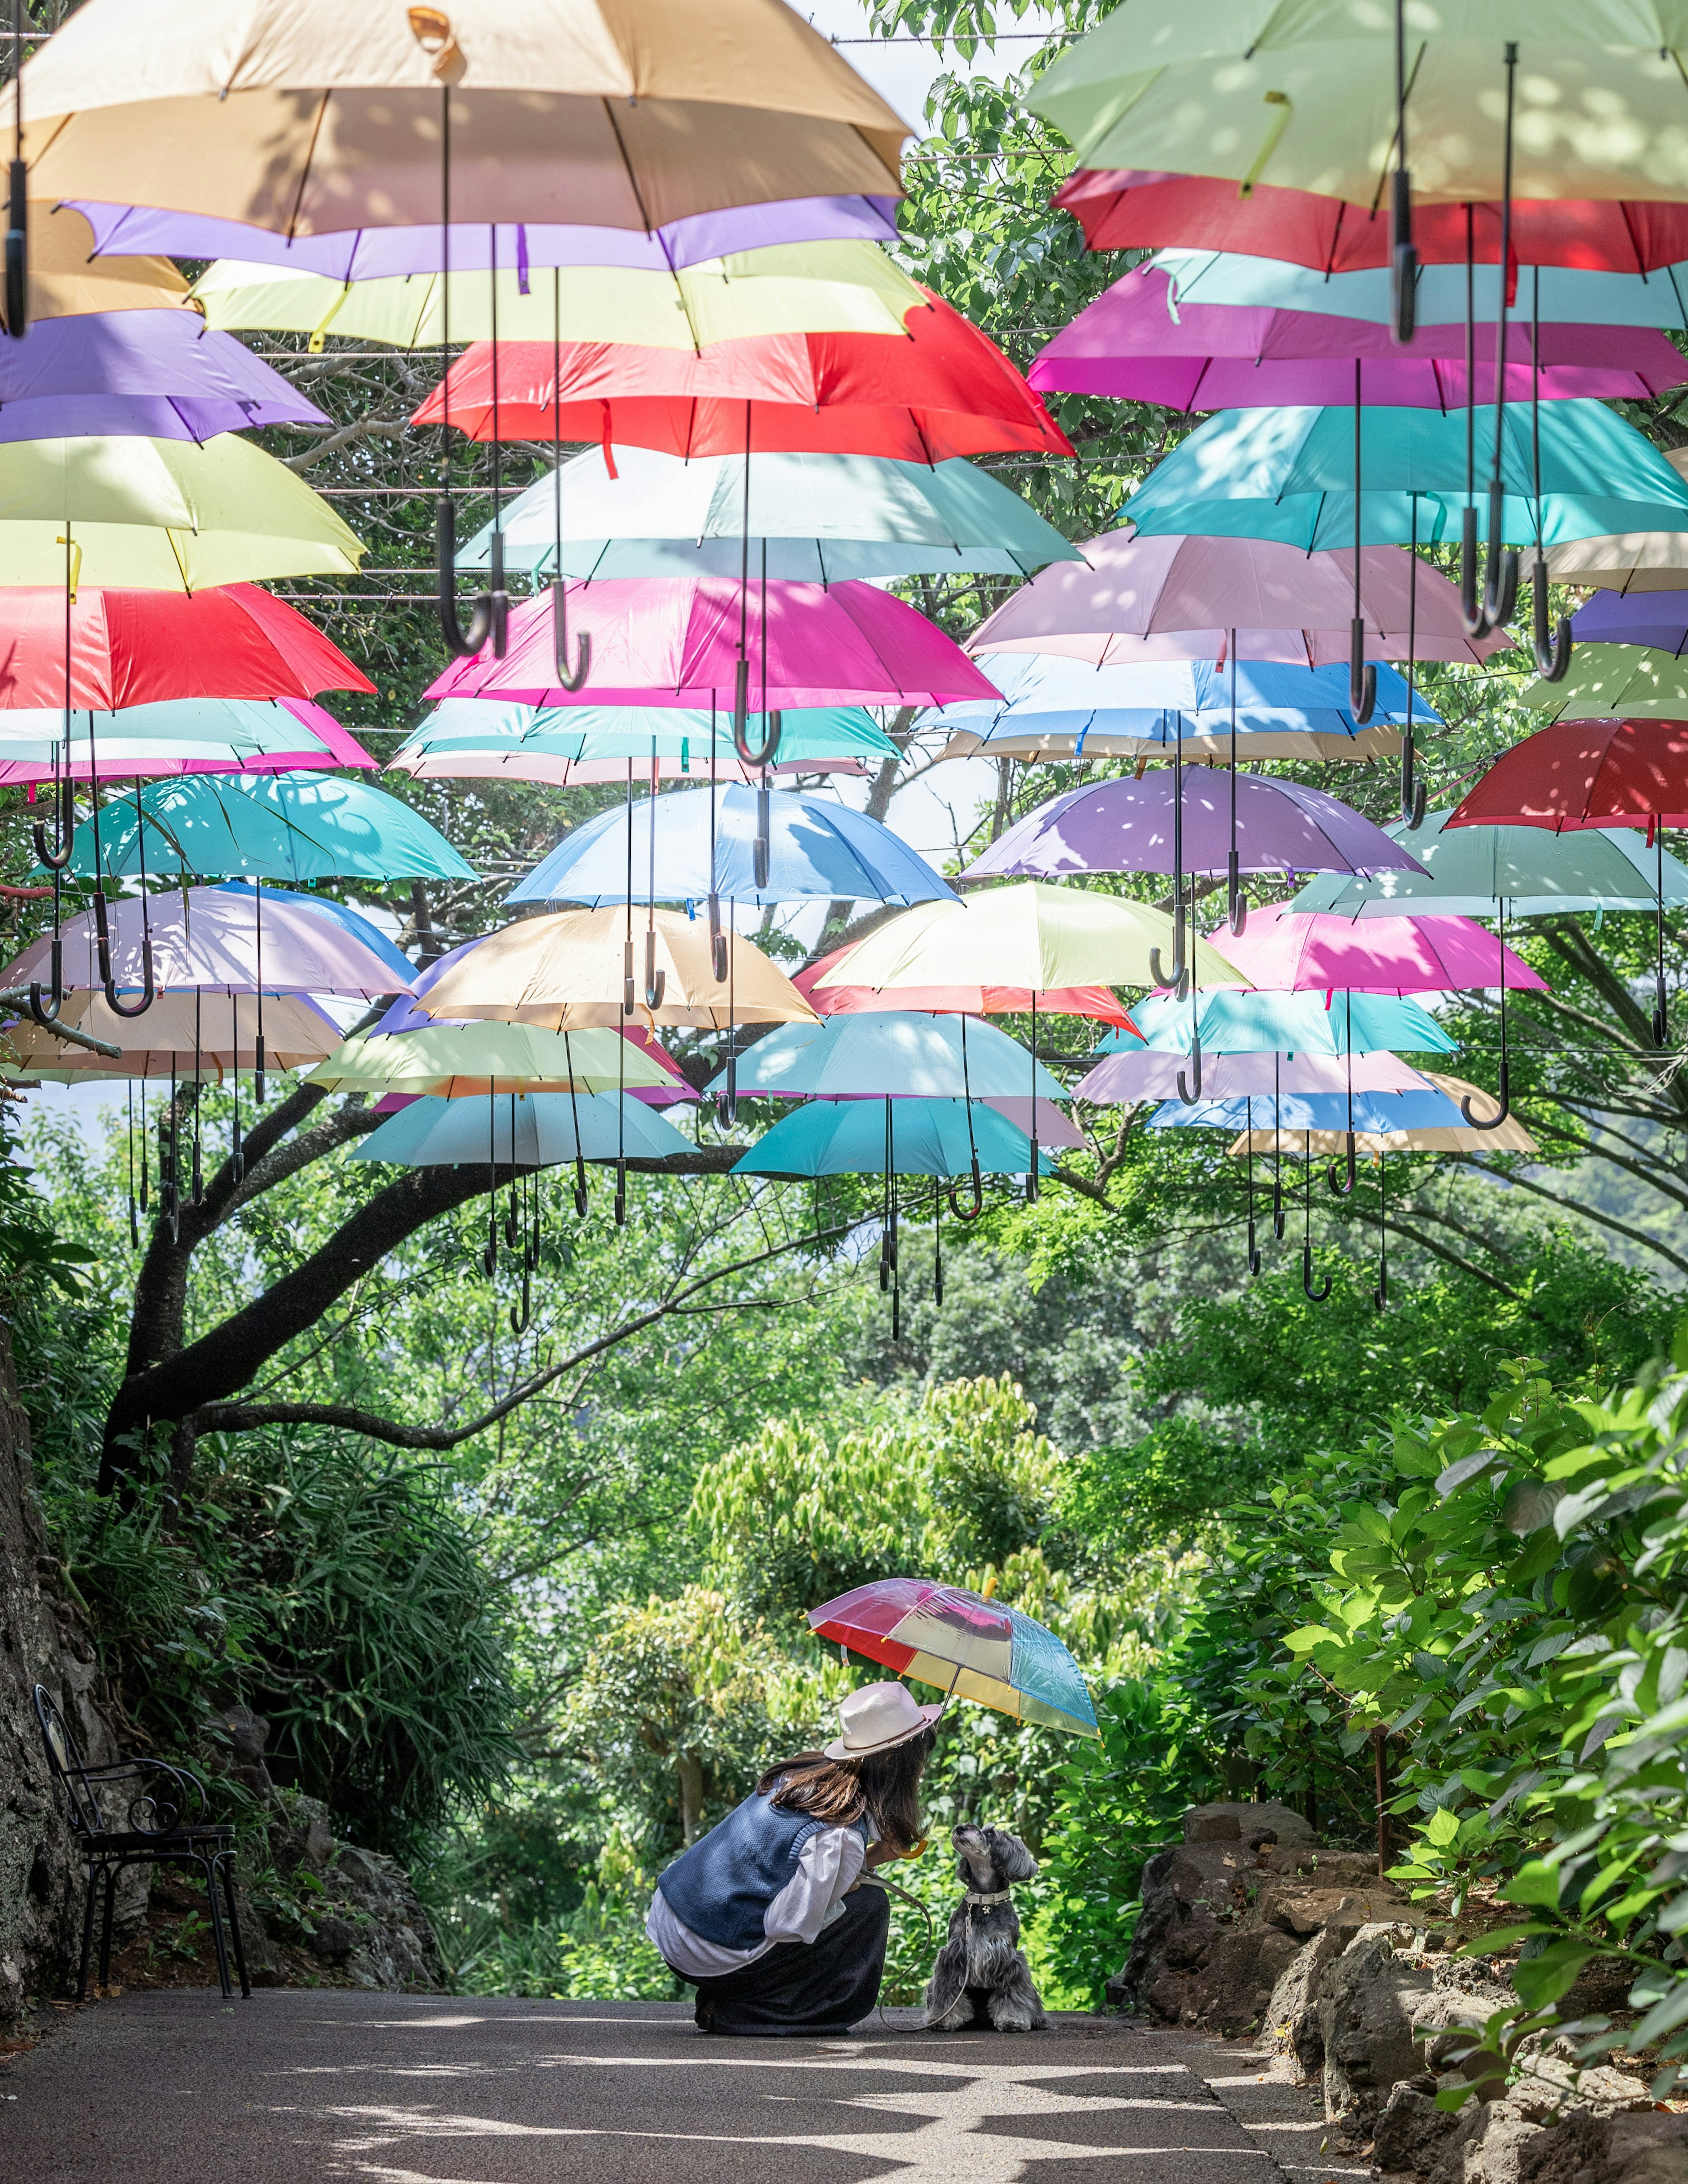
(200, 1856), (233, 2000)
(218, 1856), (251, 1999)
(98, 1867), (117, 1989)
(76, 1863), (97, 2004)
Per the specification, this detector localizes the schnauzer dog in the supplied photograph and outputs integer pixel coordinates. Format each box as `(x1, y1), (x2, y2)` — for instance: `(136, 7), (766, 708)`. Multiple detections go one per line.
(922, 1822), (1046, 2032)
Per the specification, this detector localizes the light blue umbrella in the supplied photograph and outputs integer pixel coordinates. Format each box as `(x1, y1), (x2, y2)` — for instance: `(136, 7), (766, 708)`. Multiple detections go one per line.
(397, 699), (897, 772)
(61, 771), (476, 884)
(703, 1010), (1065, 1100)
(1149, 1086), (1469, 1134)
(0, 696), (355, 769)
(733, 1097), (1052, 1177)
(351, 1090), (693, 1167)
(1289, 809), (1688, 919)
(1148, 251), (1688, 331)
(1096, 989), (1456, 1056)
(508, 784), (953, 910)
(458, 444), (1084, 582)
(1124, 401), (1688, 553)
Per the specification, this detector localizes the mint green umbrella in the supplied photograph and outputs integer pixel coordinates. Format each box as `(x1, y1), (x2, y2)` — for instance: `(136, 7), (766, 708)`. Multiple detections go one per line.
(61, 770), (474, 883)
(1518, 644), (1688, 721)
(1290, 809), (1688, 918)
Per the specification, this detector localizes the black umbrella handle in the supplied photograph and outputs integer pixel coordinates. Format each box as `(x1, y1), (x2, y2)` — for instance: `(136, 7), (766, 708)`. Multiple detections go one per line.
(1327, 1129), (1358, 1197)
(33, 773), (74, 873)
(436, 492), (495, 658)
(753, 781), (771, 892)
(732, 660), (781, 766)
(1483, 481), (1519, 631)
(1227, 850), (1247, 937)
(949, 1156), (985, 1223)
(1460, 1057), (1511, 1130)
(550, 578), (591, 692)
(1390, 169), (1416, 346)
(5, 160), (26, 340)
(1529, 553), (1571, 681)
(1302, 1244), (1332, 1302)
(1176, 1028), (1202, 1106)
(28, 933), (63, 1026)
(1246, 1209), (1262, 1277)
(1400, 730), (1428, 831)
(1349, 618), (1376, 724)
(644, 927), (666, 1011)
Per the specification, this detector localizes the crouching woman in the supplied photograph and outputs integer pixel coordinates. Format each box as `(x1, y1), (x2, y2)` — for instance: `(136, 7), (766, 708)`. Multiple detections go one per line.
(646, 1682), (939, 2036)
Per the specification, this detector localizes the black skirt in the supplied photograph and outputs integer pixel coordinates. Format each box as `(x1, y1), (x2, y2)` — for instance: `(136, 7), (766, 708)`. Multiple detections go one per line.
(688, 1883), (891, 2037)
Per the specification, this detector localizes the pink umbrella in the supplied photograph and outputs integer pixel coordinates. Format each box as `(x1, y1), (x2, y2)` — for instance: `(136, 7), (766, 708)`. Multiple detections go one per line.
(1074, 1046), (1431, 1104)
(1030, 266), (1688, 410)
(427, 579), (1002, 711)
(0, 700), (377, 784)
(1204, 903), (1546, 996)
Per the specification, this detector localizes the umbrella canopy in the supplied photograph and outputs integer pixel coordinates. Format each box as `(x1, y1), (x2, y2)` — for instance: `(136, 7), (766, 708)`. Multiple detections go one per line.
(9, 202), (188, 327)
(458, 446), (1081, 584)
(0, 885), (411, 996)
(350, 1091), (694, 1170)
(1123, 402), (1688, 553)
(0, 989), (339, 1080)
(191, 242), (925, 350)
(1521, 644), (1688, 720)
(391, 701), (895, 788)
(412, 907), (815, 1033)
(1228, 1073), (1537, 1156)
(508, 785), (953, 912)
(426, 579), (1000, 713)
(1291, 809), (1688, 917)
(0, 583), (374, 708)
(965, 773), (1426, 883)
(1076, 1048), (1430, 1104)
(1030, 267), (1688, 409)
(792, 944), (1137, 1029)
(74, 198), (902, 276)
(1544, 453), (1688, 590)
(215, 880), (417, 986)
(734, 1097), (1052, 1180)
(307, 1024), (674, 1098)
(0, 309), (330, 442)
(1150, 1085), (1477, 1137)
(20, 0), (908, 233)
(819, 882), (1248, 994)
(807, 1578), (1098, 1738)
(63, 771), (476, 884)
(1026, 14), (1688, 205)
(410, 296), (1073, 461)
(0, 435), (363, 588)
(936, 713), (1401, 766)
(703, 1012), (1065, 1101)
(968, 529), (1510, 669)
(0, 696), (374, 781)
(1208, 902), (1546, 995)
(1109, 988), (1456, 1057)
(1570, 591), (1688, 656)
(1447, 722), (1688, 832)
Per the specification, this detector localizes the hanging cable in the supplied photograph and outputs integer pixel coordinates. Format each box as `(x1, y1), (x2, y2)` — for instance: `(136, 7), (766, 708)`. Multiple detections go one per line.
(1464, 897), (1514, 1123)
(432, 77), (493, 659)
(548, 267), (589, 689)
(1302, 1130), (1332, 1301)
(1528, 265), (1571, 681)
(949, 1014), (985, 1220)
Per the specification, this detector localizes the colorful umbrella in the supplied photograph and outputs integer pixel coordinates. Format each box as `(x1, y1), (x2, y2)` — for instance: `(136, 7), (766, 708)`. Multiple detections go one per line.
(1208, 903), (1544, 997)
(1107, 988), (1457, 1057)
(9, 202), (189, 326)
(1291, 809), (1688, 919)
(218, 881), (417, 987)
(350, 1091), (694, 1170)
(507, 785), (954, 913)
(456, 445), (1081, 583)
(62, 772), (476, 885)
(732, 1097), (1053, 1178)
(1544, 454), (1688, 591)
(20, 0), (908, 233)
(1077, 1048), (1430, 1104)
(807, 1579), (1099, 1737)
(1151, 1085), (1481, 1137)
(390, 702), (895, 788)
(792, 945), (1137, 1031)
(1520, 644), (1688, 720)
(1228, 1074), (1538, 1157)
(307, 1024), (676, 1099)
(1568, 591), (1688, 655)
(0, 990), (340, 1080)
(0, 697), (374, 782)
(702, 1012), (1066, 1101)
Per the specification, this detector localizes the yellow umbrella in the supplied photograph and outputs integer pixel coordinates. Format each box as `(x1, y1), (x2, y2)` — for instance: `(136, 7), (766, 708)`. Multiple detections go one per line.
(0, 434), (363, 588)
(306, 1022), (677, 1097)
(19, 0), (908, 234)
(818, 881), (1250, 994)
(0, 990), (339, 1080)
(192, 242), (924, 351)
(1228, 1076), (1538, 1158)
(415, 907), (817, 1031)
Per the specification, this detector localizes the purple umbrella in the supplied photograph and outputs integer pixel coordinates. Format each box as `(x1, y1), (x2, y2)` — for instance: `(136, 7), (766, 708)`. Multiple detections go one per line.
(1030, 266), (1688, 410)
(69, 198), (901, 281)
(1074, 1047), (1430, 1105)
(0, 309), (327, 442)
(1568, 588), (1688, 654)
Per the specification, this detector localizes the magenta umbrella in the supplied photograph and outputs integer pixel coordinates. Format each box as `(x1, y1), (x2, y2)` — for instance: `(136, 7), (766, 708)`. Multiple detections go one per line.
(1075, 1047), (1430, 1104)
(1206, 903), (1546, 996)
(1030, 267), (1688, 411)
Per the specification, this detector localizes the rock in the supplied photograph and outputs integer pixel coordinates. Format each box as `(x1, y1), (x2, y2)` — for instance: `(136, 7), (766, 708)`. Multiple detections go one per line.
(1315, 1926), (1515, 2132)
(1186, 1801), (1318, 1848)
(309, 1917), (359, 1963)
(1431, 2098), (1545, 2184)
(1517, 2102), (1688, 2184)
(204, 1705), (276, 1805)
(1267, 1923), (1365, 2080)
(1376, 2080), (1461, 2175)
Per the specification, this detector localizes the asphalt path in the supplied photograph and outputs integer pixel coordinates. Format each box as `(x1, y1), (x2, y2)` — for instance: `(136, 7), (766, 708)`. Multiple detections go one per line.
(0, 1994), (1309, 2184)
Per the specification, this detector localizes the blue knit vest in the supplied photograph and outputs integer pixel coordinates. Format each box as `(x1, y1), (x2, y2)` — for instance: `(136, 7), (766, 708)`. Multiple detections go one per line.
(657, 1788), (865, 1951)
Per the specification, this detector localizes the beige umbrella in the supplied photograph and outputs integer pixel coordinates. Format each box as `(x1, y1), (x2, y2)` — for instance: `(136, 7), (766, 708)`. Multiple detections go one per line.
(1546, 450), (1688, 592)
(415, 906), (817, 1031)
(0, 989), (339, 1080)
(1227, 1074), (1537, 1158)
(19, 0), (909, 235)
(306, 1022), (677, 1097)
(12, 203), (188, 327)
(937, 724), (1400, 766)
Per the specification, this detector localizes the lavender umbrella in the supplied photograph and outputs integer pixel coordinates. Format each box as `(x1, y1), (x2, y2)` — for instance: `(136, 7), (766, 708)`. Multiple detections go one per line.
(1075, 1048), (1430, 1103)
(1567, 589), (1688, 655)
(0, 310), (327, 442)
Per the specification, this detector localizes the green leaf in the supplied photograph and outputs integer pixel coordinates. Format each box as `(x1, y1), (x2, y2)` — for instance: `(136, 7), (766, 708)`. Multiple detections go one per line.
(1502, 1861), (1564, 1910)
(1425, 1806), (1462, 1847)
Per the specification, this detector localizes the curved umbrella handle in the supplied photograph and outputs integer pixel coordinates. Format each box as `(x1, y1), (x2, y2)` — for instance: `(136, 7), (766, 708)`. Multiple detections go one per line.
(1327, 1130), (1358, 1197)
(1176, 1029), (1202, 1106)
(644, 927), (666, 1012)
(1349, 619), (1376, 725)
(1302, 1244), (1332, 1302)
(95, 893), (155, 1020)
(1147, 934), (1184, 992)
(1482, 481), (1519, 632)
(1272, 1172), (1285, 1241)
(549, 578), (591, 692)
(1460, 1057), (1511, 1130)
(1529, 554), (1571, 682)
(1459, 507), (1494, 641)
(622, 939), (636, 1018)
(1227, 851), (1247, 938)
(436, 492), (495, 659)
(509, 1265), (531, 1336)
(1401, 734), (1428, 831)
(573, 1155), (589, 1219)
(1246, 1212), (1262, 1277)
(948, 1155), (986, 1223)
(33, 774), (74, 874)
(731, 660), (782, 766)
(28, 933), (64, 1027)
(1373, 1265), (1389, 1312)
(614, 1157), (627, 1229)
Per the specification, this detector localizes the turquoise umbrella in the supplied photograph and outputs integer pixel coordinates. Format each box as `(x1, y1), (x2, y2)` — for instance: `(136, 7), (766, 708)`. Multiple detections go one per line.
(1290, 809), (1688, 919)
(394, 699), (897, 780)
(703, 1011), (1066, 1100)
(351, 1090), (693, 1167)
(62, 771), (475, 883)
(1147, 251), (1688, 332)
(458, 445), (1084, 582)
(1100, 988), (1456, 1057)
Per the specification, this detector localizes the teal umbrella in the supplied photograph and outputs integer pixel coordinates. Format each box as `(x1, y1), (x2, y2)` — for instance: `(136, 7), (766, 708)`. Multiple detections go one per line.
(1102, 988), (1457, 1057)
(62, 771), (476, 883)
(703, 1011), (1065, 1100)
(351, 1090), (693, 1167)
(392, 699), (897, 784)
(1290, 809), (1688, 919)
(458, 445), (1084, 582)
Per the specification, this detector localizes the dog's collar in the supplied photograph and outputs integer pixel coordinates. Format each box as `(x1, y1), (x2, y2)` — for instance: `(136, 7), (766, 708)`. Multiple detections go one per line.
(964, 1887), (1014, 1907)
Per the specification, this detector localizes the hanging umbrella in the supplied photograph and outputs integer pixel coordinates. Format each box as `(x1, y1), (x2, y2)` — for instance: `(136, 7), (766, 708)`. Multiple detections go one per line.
(1520, 644), (1688, 720)
(0, 697), (375, 781)
(1030, 266), (1688, 410)
(62, 771), (476, 885)
(1567, 591), (1688, 656)
(409, 295), (1073, 461)
(936, 711), (1401, 767)
(1108, 987), (1457, 1057)
(306, 1024), (676, 1098)
(1209, 903), (1544, 996)
(808, 1578), (1098, 1738)
(1149, 1084), (1480, 1136)
(0, 434), (363, 587)
(702, 1012), (1066, 1101)
(0, 308), (331, 442)
(190, 241), (926, 349)
(7, 201), (189, 326)
(1544, 455), (1688, 591)
(0, 990), (341, 1079)
(350, 1091), (694, 1169)
(412, 907), (815, 1033)
(1291, 808), (1688, 919)
(71, 197), (903, 275)
(19, 0), (909, 233)
(456, 444), (1082, 584)
(1228, 1077), (1539, 1157)
(507, 785), (953, 913)
(0, 583), (374, 708)
(792, 944), (1137, 1030)
(1077, 1048), (1431, 1104)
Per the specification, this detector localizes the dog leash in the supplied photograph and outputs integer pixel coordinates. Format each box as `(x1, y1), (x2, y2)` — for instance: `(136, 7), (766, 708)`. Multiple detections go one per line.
(856, 1868), (934, 1949)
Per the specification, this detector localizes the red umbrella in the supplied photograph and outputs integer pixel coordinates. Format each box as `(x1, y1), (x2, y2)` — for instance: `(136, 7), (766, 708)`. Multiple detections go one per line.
(793, 944), (1139, 1030)
(410, 288), (1073, 461)
(1447, 717), (1688, 1043)
(0, 583), (375, 710)
(1055, 170), (1688, 274)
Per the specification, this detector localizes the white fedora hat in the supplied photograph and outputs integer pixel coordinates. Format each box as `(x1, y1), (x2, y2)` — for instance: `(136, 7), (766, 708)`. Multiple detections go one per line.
(824, 1680), (943, 1761)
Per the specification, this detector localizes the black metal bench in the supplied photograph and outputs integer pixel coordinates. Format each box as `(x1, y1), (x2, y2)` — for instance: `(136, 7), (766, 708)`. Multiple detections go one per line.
(33, 1682), (251, 2002)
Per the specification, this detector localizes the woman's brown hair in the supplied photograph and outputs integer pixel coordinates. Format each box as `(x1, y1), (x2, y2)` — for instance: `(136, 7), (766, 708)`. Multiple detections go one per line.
(756, 1726), (934, 1855)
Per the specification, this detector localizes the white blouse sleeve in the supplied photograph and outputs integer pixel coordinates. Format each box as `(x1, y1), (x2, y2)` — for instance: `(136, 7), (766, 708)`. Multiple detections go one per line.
(761, 1825), (866, 1945)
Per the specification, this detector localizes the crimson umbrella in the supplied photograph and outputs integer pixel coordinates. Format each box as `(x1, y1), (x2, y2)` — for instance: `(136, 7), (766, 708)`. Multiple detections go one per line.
(1447, 718), (1688, 1045)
